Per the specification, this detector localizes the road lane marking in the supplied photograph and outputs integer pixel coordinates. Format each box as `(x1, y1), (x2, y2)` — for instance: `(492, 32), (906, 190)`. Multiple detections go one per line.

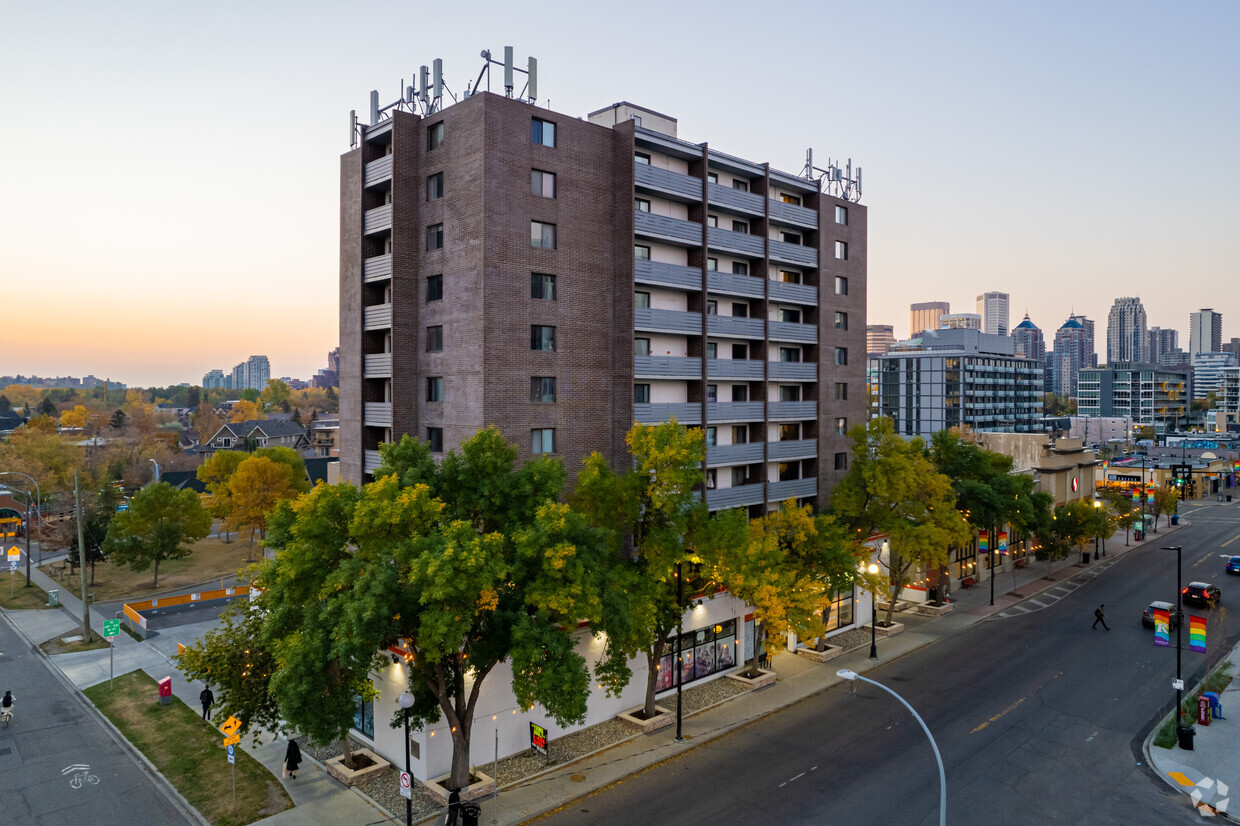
(1169, 771), (1198, 787)
(1086, 731), (1098, 742)
(971, 697), (1026, 733)
(779, 770), (808, 788)
(1222, 534), (1240, 548)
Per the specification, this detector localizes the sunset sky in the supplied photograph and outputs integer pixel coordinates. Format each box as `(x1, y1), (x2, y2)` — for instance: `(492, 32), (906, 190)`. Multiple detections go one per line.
(3, 1), (1237, 386)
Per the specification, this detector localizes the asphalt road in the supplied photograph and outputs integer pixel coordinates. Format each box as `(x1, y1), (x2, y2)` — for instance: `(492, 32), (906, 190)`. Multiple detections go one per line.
(542, 503), (1240, 826)
(0, 612), (192, 825)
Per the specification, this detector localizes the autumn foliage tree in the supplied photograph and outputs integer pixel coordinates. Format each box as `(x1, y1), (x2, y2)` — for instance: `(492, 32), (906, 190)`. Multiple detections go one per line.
(229, 399), (264, 423)
(227, 456), (296, 561)
(103, 481), (211, 587)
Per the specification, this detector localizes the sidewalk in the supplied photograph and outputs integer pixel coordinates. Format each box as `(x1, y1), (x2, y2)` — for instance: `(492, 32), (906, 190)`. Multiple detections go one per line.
(4, 507), (1202, 826)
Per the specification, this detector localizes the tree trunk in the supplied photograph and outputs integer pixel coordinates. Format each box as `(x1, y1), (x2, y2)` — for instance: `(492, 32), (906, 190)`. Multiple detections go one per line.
(745, 621), (765, 677)
(341, 735), (354, 769)
(449, 726), (472, 790)
(246, 528), (255, 563)
(642, 630), (668, 718)
(815, 605), (832, 652)
(152, 558), (160, 588)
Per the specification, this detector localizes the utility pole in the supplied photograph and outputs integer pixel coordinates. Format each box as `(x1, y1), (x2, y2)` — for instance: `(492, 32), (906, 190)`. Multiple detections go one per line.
(75, 473), (92, 642)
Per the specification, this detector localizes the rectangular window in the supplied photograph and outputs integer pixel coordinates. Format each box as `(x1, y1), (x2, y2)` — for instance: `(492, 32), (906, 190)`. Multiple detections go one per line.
(531, 272), (557, 300)
(705, 426), (717, 447)
(427, 274), (443, 302)
(426, 223), (443, 251)
(732, 262), (748, 276)
(731, 467), (748, 487)
(707, 215), (718, 228)
(427, 427), (443, 453)
(835, 417), (848, 436)
(634, 291), (651, 309)
(427, 325), (443, 352)
(636, 198), (651, 212)
(427, 172), (444, 201)
(780, 270), (802, 284)
(780, 308), (802, 324)
(634, 383), (651, 403)
(780, 347), (802, 363)
(532, 428), (556, 454)
(731, 385), (748, 402)
(706, 300), (717, 315)
(835, 276), (848, 295)
(531, 325), (556, 351)
(531, 221), (556, 249)
(732, 302), (748, 318)
(426, 377), (444, 402)
(731, 343), (748, 359)
(427, 122), (444, 150)
(732, 425), (748, 444)
(834, 347), (848, 366)
(530, 377), (556, 403)
(834, 382), (848, 401)
(835, 241), (848, 260)
(732, 179), (749, 192)
(835, 311), (848, 330)
(780, 385), (801, 402)
(781, 231), (802, 245)
(706, 257), (718, 271)
(732, 220), (749, 234)
(781, 193), (802, 206)
(835, 205), (848, 225)
(706, 384), (717, 403)
(834, 452), (848, 470)
(779, 463), (800, 482)
(779, 423), (800, 441)
(706, 342), (717, 359)
(634, 152), (651, 165)
(706, 468), (717, 489)
(531, 169), (556, 198)
(353, 695), (375, 739)
(634, 245), (650, 260)
(531, 118), (556, 147)
(634, 337), (651, 357)
(707, 172), (718, 184)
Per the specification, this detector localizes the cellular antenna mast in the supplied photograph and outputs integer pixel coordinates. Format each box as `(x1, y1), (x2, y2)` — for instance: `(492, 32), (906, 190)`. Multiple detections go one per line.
(470, 46), (539, 103)
(803, 149), (863, 202)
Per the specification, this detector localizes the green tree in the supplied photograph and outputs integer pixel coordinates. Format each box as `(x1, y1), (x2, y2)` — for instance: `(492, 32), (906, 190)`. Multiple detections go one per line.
(175, 598), (278, 732)
(66, 485), (123, 584)
(38, 396), (57, 417)
(1151, 486), (1179, 530)
(260, 379), (292, 411)
(832, 418), (970, 625)
(0, 394), (10, 411)
(252, 446), (311, 494)
(109, 409), (127, 429)
(226, 456), (296, 561)
(103, 481), (211, 587)
(186, 386), (201, 410)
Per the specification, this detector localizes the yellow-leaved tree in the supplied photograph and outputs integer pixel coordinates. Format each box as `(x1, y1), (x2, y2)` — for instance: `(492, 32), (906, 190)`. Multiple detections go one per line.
(225, 456), (295, 561)
(229, 399), (264, 423)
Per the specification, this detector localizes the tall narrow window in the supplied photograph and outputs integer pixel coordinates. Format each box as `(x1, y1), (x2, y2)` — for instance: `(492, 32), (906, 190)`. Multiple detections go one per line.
(834, 452), (848, 470)
(834, 382), (848, 401)
(426, 223), (443, 251)
(634, 338), (651, 356)
(834, 347), (848, 366)
(706, 384), (717, 403)
(706, 257), (718, 271)
(427, 122), (444, 150)
(530, 377), (556, 403)
(427, 172), (444, 201)
(531, 273), (557, 300)
(426, 427), (443, 453)
(835, 205), (848, 225)
(531, 118), (556, 147)
(706, 300), (717, 315)
(531, 169), (556, 198)
(426, 274), (443, 302)
(705, 427), (717, 447)
(531, 325), (556, 351)
(426, 377), (444, 402)
(732, 425), (748, 444)
(835, 241), (848, 260)
(835, 276), (849, 295)
(426, 325), (443, 352)
(705, 342), (717, 359)
(731, 467), (749, 486)
(634, 384), (651, 403)
(531, 221), (556, 249)
(835, 417), (848, 436)
(531, 428), (556, 454)
(634, 245), (651, 260)
(707, 215), (718, 228)
(835, 311), (849, 330)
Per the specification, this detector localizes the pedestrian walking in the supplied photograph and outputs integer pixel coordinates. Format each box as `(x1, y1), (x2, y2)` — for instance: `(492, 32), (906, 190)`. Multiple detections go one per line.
(284, 739), (302, 779)
(444, 789), (461, 825)
(199, 686), (214, 722)
(1093, 604), (1110, 631)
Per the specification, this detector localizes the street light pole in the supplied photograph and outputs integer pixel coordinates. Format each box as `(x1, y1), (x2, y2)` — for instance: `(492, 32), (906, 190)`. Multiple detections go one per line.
(399, 690), (414, 826)
(838, 669), (946, 826)
(1164, 546), (1186, 737)
(868, 563), (879, 660)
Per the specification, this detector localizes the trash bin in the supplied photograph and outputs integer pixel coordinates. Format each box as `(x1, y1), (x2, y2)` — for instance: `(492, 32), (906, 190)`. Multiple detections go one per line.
(47, 589), (59, 607)
(1228, 495), (1233, 502)
(1172, 514), (1180, 525)
(1178, 725), (1195, 750)
(928, 586), (939, 604)
(1134, 528), (1144, 541)
(1081, 552), (1091, 565)
(461, 804), (482, 826)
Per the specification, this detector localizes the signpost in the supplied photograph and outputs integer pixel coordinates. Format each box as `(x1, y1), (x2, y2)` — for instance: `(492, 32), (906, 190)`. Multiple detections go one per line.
(7, 546), (19, 599)
(219, 716), (241, 812)
(399, 770), (412, 800)
(103, 619), (120, 691)
(530, 721), (549, 760)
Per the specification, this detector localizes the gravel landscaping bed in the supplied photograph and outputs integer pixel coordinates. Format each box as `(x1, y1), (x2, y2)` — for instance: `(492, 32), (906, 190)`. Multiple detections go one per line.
(828, 628), (874, 652)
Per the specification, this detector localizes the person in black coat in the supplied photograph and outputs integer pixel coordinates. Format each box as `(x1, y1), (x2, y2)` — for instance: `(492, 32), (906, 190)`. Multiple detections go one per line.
(199, 686), (214, 722)
(284, 739), (302, 779)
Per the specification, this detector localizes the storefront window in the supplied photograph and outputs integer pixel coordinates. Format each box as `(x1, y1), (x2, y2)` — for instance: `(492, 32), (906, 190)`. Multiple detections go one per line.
(822, 589), (855, 633)
(353, 695), (374, 739)
(657, 620), (738, 692)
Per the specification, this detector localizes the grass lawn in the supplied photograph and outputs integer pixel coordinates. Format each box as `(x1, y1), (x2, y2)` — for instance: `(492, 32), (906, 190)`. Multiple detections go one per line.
(85, 671), (291, 825)
(47, 531), (262, 603)
(40, 634), (111, 655)
(0, 577), (52, 610)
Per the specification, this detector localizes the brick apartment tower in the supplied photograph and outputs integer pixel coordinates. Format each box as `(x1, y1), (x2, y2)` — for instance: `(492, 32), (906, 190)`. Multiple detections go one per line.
(339, 92), (866, 515)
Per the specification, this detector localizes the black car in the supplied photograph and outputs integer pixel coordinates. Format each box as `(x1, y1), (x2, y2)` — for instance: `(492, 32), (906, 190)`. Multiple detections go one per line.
(1182, 582), (1221, 607)
(1143, 600), (1180, 629)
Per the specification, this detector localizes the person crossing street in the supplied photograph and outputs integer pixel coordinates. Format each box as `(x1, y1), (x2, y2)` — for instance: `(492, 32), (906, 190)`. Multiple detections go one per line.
(1093, 604), (1110, 631)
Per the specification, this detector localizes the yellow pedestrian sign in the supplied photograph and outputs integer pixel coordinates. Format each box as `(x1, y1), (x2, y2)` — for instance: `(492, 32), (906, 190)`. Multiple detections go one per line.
(6, 546), (20, 561)
(219, 715), (242, 737)
(223, 733), (241, 746)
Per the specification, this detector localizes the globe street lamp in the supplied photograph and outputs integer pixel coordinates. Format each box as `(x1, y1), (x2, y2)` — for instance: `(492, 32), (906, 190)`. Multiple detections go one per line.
(1093, 499), (1103, 560)
(838, 669), (946, 826)
(867, 562), (880, 660)
(398, 690), (415, 826)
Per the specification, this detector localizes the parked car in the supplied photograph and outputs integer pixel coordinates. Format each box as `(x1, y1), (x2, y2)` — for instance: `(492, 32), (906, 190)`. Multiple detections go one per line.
(1182, 582), (1221, 608)
(1226, 556), (1240, 575)
(1143, 600), (1179, 629)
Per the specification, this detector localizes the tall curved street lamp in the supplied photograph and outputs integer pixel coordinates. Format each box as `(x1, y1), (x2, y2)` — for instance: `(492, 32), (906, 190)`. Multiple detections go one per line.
(838, 669), (946, 826)
(867, 562), (880, 660)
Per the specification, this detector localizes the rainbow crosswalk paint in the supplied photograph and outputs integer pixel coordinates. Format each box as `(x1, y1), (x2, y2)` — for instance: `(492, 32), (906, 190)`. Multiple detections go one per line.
(1154, 608), (1170, 647)
(1190, 615), (1207, 653)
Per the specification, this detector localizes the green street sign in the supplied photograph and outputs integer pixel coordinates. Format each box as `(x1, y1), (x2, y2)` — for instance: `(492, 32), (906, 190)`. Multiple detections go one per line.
(103, 619), (120, 638)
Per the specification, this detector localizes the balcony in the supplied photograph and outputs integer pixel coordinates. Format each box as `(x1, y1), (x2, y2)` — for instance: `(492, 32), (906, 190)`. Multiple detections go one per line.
(768, 439), (818, 462)
(769, 321), (818, 343)
(635, 308), (701, 335)
(635, 163), (702, 202)
(707, 401), (765, 422)
(364, 402), (392, 427)
(769, 401), (817, 420)
(364, 353), (392, 377)
(769, 238), (817, 267)
(768, 198), (818, 229)
(707, 182), (765, 216)
(707, 226), (765, 257)
(636, 259), (701, 291)
(769, 361), (817, 381)
(364, 450), (382, 474)
(363, 204), (392, 235)
(706, 442), (765, 467)
(363, 303), (392, 331)
(363, 254), (392, 283)
(706, 483), (766, 511)
(707, 359), (765, 380)
(769, 477), (818, 501)
(634, 402), (701, 425)
(364, 155), (393, 187)
(769, 280), (818, 306)
(707, 315), (764, 339)
(707, 271), (764, 299)
(635, 212), (702, 246)
(634, 355), (701, 379)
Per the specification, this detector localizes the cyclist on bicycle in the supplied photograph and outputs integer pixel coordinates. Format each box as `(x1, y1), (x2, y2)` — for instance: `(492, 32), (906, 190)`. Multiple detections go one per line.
(1, 691), (13, 724)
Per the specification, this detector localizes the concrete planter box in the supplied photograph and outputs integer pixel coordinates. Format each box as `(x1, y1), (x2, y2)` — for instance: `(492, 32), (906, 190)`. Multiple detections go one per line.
(423, 770), (496, 804)
(725, 669), (776, 690)
(325, 748), (390, 787)
(878, 601), (914, 614)
(795, 644), (844, 663)
(617, 705), (676, 734)
(866, 621), (905, 637)
(915, 602), (953, 617)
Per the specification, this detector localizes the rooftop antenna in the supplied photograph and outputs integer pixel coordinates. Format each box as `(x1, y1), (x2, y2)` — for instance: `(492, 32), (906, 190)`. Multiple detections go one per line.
(805, 151), (864, 202)
(473, 47), (540, 103)
(504, 46), (514, 97)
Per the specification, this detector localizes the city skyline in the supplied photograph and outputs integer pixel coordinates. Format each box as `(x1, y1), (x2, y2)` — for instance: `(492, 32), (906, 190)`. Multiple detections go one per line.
(4, 2), (1238, 385)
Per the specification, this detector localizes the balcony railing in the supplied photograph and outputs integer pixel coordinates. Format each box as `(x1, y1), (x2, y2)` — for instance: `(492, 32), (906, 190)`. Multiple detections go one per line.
(707, 315), (764, 339)
(706, 483), (766, 511)
(768, 198), (818, 228)
(635, 308), (702, 335)
(768, 280), (818, 306)
(634, 402), (701, 425)
(364, 402), (392, 427)
(364, 155), (393, 187)
(363, 304), (392, 331)
(768, 361), (817, 381)
(706, 442), (765, 467)
(635, 163), (702, 201)
(707, 401), (765, 422)
(363, 353), (392, 377)
(707, 182), (765, 216)
(634, 355), (701, 379)
(635, 212), (702, 246)
(707, 226), (765, 257)
(768, 238), (817, 267)
(707, 359), (765, 380)
(636, 259), (701, 291)
(707, 271), (764, 299)
(769, 401), (817, 420)
(363, 204), (392, 235)
(363, 254), (392, 283)
(769, 477), (817, 501)
(769, 321), (818, 343)
(364, 450), (382, 473)
(768, 439), (818, 461)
